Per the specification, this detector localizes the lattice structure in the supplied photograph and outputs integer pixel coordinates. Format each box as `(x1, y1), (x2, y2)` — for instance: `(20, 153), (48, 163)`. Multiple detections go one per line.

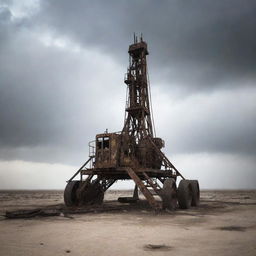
(64, 35), (200, 211)
(123, 36), (153, 141)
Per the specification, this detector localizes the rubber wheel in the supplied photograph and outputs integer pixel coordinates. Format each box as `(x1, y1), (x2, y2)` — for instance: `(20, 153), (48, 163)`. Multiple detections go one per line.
(80, 182), (104, 205)
(161, 178), (177, 210)
(190, 180), (200, 206)
(64, 180), (80, 207)
(177, 180), (192, 209)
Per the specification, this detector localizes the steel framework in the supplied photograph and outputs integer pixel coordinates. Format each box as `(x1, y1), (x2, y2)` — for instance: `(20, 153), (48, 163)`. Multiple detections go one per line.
(64, 35), (199, 211)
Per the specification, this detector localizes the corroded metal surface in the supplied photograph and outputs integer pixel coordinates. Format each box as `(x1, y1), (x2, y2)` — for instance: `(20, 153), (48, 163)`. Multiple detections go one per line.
(64, 35), (199, 210)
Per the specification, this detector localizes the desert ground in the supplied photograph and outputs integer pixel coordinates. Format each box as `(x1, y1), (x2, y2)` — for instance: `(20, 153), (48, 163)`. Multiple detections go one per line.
(0, 190), (255, 256)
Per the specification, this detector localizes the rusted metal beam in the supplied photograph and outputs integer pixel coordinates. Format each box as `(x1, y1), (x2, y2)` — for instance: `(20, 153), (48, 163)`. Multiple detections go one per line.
(148, 136), (185, 180)
(67, 157), (93, 182)
(123, 167), (162, 210)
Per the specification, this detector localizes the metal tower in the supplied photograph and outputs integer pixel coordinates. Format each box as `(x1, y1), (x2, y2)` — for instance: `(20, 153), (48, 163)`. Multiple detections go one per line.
(64, 35), (199, 211)
(122, 35), (154, 141)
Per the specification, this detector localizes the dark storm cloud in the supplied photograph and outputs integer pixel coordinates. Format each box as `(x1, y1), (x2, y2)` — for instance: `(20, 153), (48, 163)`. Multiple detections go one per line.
(38, 0), (256, 91)
(0, 5), (124, 164)
(0, 0), (256, 166)
(0, 5), (12, 42)
(0, 33), (123, 142)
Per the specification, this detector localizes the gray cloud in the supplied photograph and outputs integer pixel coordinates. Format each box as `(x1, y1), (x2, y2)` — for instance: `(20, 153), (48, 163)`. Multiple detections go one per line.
(154, 87), (256, 156)
(0, 10), (124, 164)
(0, 0), (255, 171)
(0, 6), (12, 43)
(37, 0), (256, 91)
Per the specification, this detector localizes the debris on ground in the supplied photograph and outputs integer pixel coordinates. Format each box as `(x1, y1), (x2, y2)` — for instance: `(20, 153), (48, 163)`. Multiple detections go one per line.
(217, 225), (247, 232)
(4, 204), (130, 219)
(144, 244), (172, 251)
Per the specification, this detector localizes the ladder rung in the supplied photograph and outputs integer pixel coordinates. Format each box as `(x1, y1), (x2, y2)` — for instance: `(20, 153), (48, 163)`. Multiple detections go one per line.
(124, 167), (162, 210)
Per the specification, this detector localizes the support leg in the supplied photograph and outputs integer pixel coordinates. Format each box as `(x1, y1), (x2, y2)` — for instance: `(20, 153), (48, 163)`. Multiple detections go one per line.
(133, 185), (139, 200)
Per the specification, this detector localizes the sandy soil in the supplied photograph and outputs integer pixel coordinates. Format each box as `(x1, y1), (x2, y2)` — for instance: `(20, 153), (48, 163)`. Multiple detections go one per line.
(0, 190), (256, 256)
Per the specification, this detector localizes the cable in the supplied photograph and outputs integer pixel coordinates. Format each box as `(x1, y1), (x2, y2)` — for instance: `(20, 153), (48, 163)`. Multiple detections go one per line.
(147, 66), (156, 137)
(124, 82), (129, 125)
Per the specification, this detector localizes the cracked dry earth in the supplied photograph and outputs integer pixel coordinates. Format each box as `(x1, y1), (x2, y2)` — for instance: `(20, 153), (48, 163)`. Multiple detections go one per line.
(0, 190), (256, 256)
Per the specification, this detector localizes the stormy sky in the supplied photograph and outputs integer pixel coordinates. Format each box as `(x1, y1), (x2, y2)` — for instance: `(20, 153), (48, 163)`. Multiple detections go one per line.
(0, 0), (256, 189)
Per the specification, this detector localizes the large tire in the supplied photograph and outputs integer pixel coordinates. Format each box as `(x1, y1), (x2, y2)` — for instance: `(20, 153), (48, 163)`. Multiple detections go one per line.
(80, 182), (104, 205)
(190, 180), (200, 206)
(177, 180), (192, 209)
(64, 180), (80, 207)
(161, 178), (177, 210)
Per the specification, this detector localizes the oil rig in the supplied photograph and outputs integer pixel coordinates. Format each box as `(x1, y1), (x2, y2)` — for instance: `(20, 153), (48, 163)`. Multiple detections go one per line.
(64, 35), (200, 211)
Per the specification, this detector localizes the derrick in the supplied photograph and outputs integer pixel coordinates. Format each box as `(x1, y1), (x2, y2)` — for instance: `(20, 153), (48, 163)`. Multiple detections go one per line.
(64, 35), (200, 211)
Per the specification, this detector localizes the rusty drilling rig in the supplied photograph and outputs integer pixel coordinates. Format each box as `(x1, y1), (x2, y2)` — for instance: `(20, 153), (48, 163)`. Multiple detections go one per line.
(64, 35), (200, 211)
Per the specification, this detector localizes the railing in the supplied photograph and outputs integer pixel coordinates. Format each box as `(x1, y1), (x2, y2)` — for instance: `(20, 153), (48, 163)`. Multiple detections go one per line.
(88, 140), (96, 168)
(88, 140), (95, 158)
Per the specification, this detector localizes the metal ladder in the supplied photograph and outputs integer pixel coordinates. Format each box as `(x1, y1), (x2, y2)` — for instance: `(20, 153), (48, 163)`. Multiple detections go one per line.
(124, 167), (162, 210)
(142, 172), (161, 196)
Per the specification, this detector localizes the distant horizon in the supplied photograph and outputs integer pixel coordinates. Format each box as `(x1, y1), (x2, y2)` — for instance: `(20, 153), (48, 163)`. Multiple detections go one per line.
(0, 1), (256, 189)
(0, 188), (255, 191)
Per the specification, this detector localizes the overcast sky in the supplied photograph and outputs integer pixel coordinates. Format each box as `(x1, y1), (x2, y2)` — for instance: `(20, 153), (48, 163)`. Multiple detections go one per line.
(0, 0), (255, 189)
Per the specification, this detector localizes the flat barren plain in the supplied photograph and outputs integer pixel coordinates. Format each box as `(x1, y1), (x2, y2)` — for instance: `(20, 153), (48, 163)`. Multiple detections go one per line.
(0, 190), (255, 256)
